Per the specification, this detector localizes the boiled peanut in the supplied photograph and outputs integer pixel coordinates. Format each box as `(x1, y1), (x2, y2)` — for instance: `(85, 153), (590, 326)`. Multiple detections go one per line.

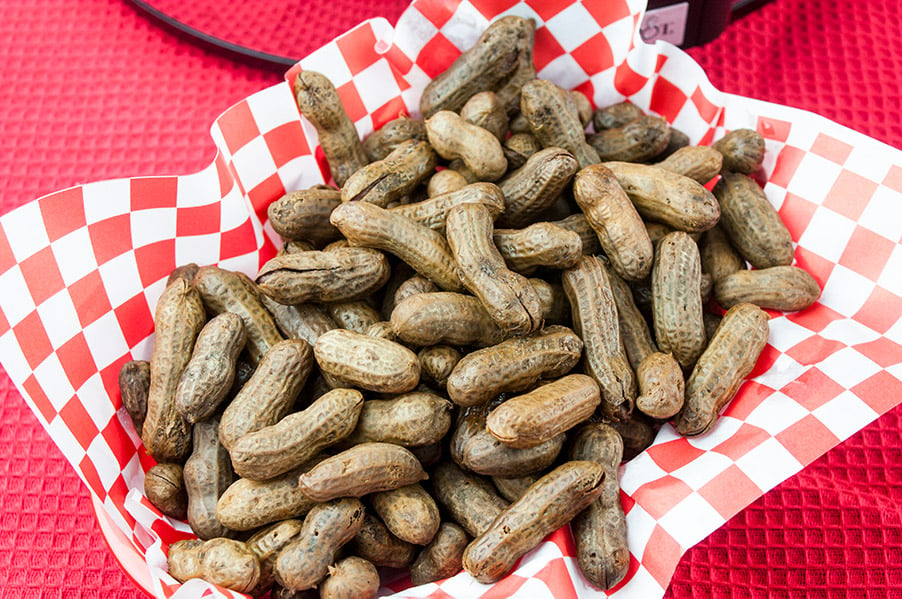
(166, 263), (199, 287)
(700, 224), (745, 285)
(297, 442), (427, 502)
(502, 133), (542, 171)
(349, 391), (453, 448)
(447, 325), (582, 407)
(341, 140), (438, 206)
(351, 512), (418, 568)
(551, 213), (603, 255)
(498, 147), (578, 228)
(175, 313), (246, 423)
(712, 128), (765, 174)
(635, 352), (685, 419)
(246, 520), (304, 596)
(273, 498), (364, 591)
(184, 418), (234, 539)
(486, 374), (601, 448)
(520, 79), (600, 169)
(229, 388), (363, 480)
(491, 17), (537, 114)
(715, 265), (820, 311)
(391, 182), (505, 232)
(714, 171), (794, 268)
(491, 475), (539, 503)
(142, 278), (205, 462)
(460, 426), (564, 479)
(410, 522), (470, 586)
(167, 538), (260, 593)
(677, 303), (769, 436)
(573, 163), (653, 281)
(215, 462), (321, 531)
(492, 222), (582, 274)
(268, 187), (342, 245)
(219, 339), (313, 450)
(588, 115), (672, 162)
(604, 161), (720, 233)
(593, 102), (644, 130)
(372, 483), (441, 545)
(563, 255), (636, 422)
(460, 91), (508, 141)
(144, 463), (188, 520)
(363, 116), (427, 162)
(314, 329), (420, 394)
(426, 111), (507, 181)
(255, 247), (391, 304)
(461, 461), (605, 583)
(569, 424), (629, 590)
(119, 359), (149, 436)
(326, 300), (380, 334)
(261, 297), (336, 347)
(606, 265), (657, 370)
(652, 231), (706, 369)
(446, 202), (543, 336)
(655, 145), (723, 184)
(330, 200), (463, 292)
(390, 291), (505, 347)
(418, 345), (461, 389)
(319, 556), (380, 599)
(427, 169), (468, 197)
(293, 70), (367, 187)
(431, 462), (508, 537)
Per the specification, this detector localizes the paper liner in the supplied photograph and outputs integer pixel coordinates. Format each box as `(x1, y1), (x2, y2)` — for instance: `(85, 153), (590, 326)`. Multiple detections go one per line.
(0, 0), (900, 597)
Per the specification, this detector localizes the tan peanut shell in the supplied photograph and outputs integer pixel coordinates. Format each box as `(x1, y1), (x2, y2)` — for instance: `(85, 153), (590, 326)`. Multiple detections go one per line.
(344, 391), (453, 447)
(492, 222), (582, 274)
(461, 91), (509, 141)
(319, 556), (380, 599)
(486, 374), (601, 448)
(297, 442), (427, 502)
(520, 79), (600, 169)
(562, 256), (636, 422)
(142, 278), (205, 462)
(573, 163), (653, 281)
(341, 140), (438, 206)
(372, 483), (441, 545)
(447, 325), (583, 407)
(351, 512), (418, 568)
(491, 17), (537, 114)
(261, 297), (337, 347)
(419, 16), (533, 116)
(715, 266), (820, 311)
(677, 303), (769, 436)
(168, 538), (261, 593)
(446, 202), (543, 336)
(229, 388), (364, 481)
(606, 266), (657, 370)
(175, 313), (246, 424)
(426, 110), (507, 181)
(273, 498), (365, 591)
(588, 115), (672, 162)
(215, 463), (320, 531)
(551, 213), (603, 255)
(255, 247), (391, 305)
(700, 224), (746, 284)
(712, 128), (766, 174)
(492, 475), (539, 502)
(427, 169), (469, 197)
(391, 182), (506, 233)
(713, 171), (794, 268)
(392, 274), (440, 312)
(326, 300), (380, 334)
(655, 145), (723, 184)
(418, 345), (461, 388)
(330, 200), (463, 292)
(364, 320), (397, 341)
(431, 462), (509, 537)
(219, 339), (313, 450)
(363, 116), (427, 162)
(635, 352), (685, 419)
(604, 161), (720, 233)
(462, 461), (606, 583)
(498, 147), (578, 228)
(119, 359), (149, 436)
(593, 102), (644, 130)
(569, 424), (629, 590)
(461, 425), (564, 478)
(390, 291), (505, 347)
(502, 133), (542, 171)
(293, 70), (367, 187)
(183, 418), (234, 539)
(268, 187), (342, 245)
(652, 231), (707, 369)
(314, 329), (420, 394)
(410, 522), (470, 586)
(609, 415), (657, 461)
(166, 263), (199, 287)
(246, 520), (304, 595)
(144, 463), (188, 520)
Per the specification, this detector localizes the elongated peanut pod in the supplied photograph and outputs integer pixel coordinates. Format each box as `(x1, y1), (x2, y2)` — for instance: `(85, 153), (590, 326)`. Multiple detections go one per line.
(345, 391), (452, 447)
(391, 292), (505, 347)
(341, 140), (438, 206)
(493, 222), (582, 274)
(588, 115), (672, 162)
(391, 182), (506, 232)
(268, 187), (342, 245)
(520, 80), (600, 169)
(715, 265), (820, 311)
(431, 462), (508, 538)
(652, 232), (706, 369)
(606, 266), (657, 370)
(498, 147), (578, 228)
(426, 111), (507, 181)
(168, 538), (260, 593)
(183, 417), (234, 539)
(655, 145), (723, 184)
(314, 329), (420, 394)
(119, 360), (149, 436)
(410, 522), (470, 586)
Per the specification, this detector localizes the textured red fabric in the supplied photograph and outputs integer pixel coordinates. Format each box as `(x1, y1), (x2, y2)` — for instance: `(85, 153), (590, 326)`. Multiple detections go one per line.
(0, 0), (899, 598)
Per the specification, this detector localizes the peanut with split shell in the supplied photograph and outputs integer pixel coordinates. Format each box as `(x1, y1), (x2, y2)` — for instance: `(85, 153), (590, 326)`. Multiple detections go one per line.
(372, 483), (441, 545)
(712, 128), (766, 174)
(432, 462), (509, 537)
(293, 70), (368, 187)
(410, 522), (470, 586)
(461, 460), (606, 583)
(144, 463), (188, 520)
(715, 265), (820, 311)
(314, 329), (420, 394)
(297, 442), (427, 502)
(184, 417), (234, 539)
(119, 359), (149, 436)
(606, 266), (657, 370)
(426, 110), (507, 181)
(497, 147), (578, 228)
(677, 303), (769, 436)
(268, 187), (342, 245)
(341, 140), (438, 206)
(319, 556), (380, 599)
(142, 278), (205, 462)
(167, 538), (261, 593)
(635, 352), (685, 419)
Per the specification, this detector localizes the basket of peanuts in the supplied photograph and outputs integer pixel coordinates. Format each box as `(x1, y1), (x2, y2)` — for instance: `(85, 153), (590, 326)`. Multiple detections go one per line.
(0, 0), (900, 597)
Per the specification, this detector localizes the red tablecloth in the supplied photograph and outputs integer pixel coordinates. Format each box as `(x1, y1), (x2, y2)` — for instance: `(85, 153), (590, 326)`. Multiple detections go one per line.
(0, 0), (900, 597)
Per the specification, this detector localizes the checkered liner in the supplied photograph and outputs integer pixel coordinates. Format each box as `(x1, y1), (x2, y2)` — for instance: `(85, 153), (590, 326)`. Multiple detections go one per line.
(0, 0), (899, 597)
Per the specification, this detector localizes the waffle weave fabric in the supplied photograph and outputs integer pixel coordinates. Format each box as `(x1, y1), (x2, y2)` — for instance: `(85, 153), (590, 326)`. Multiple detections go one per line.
(0, 0), (899, 598)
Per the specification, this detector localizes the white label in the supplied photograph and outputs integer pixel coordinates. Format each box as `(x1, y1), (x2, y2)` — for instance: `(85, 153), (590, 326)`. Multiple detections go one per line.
(640, 2), (689, 46)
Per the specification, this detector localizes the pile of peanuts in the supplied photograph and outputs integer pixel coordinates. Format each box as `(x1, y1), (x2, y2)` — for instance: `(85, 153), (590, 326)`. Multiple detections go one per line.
(119, 15), (821, 598)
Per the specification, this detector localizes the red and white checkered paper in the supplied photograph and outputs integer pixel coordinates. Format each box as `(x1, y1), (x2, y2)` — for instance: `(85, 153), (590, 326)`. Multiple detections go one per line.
(0, 0), (900, 597)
